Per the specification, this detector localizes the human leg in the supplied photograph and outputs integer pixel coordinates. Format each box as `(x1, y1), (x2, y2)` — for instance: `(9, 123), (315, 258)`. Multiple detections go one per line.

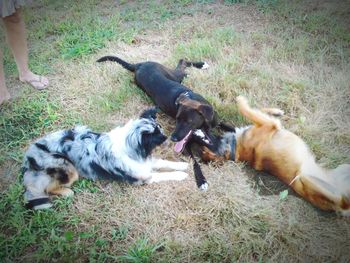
(3, 9), (48, 89)
(0, 48), (11, 105)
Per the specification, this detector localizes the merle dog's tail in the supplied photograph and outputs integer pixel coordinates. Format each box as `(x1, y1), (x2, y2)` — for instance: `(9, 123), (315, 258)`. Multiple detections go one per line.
(97, 56), (136, 72)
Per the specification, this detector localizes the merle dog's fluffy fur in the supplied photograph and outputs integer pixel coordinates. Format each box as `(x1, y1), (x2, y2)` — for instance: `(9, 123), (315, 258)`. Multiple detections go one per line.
(23, 108), (188, 209)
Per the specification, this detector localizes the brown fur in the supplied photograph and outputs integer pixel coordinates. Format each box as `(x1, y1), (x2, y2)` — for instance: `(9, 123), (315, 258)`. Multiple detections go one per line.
(45, 166), (79, 197)
(234, 96), (350, 215)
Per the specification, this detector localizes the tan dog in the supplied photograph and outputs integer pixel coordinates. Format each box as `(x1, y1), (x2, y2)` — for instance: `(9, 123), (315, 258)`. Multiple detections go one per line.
(193, 96), (350, 215)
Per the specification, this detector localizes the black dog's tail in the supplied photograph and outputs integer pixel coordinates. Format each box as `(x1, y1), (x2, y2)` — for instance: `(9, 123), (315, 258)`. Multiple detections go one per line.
(97, 56), (136, 72)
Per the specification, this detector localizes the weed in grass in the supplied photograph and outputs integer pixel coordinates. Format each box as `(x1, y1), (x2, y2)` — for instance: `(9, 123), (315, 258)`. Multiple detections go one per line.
(112, 225), (129, 241)
(73, 178), (100, 193)
(117, 237), (164, 263)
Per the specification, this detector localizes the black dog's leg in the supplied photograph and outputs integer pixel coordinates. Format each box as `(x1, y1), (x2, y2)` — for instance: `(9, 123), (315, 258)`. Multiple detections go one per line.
(173, 59), (188, 83)
(172, 59), (208, 83)
(185, 142), (208, 191)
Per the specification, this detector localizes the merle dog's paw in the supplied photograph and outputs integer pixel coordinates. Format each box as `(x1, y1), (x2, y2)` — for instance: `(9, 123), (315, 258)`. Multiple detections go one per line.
(176, 162), (189, 171)
(173, 171), (188, 181)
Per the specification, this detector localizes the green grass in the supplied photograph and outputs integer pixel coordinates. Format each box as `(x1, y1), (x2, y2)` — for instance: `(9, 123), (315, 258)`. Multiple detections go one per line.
(0, 180), (81, 262)
(93, 74), (152, 114)
(56, 16), (120, 59)
(117, 237), (164, 263)
(0, 91), (81, 165)
(174, 27), (240, 61)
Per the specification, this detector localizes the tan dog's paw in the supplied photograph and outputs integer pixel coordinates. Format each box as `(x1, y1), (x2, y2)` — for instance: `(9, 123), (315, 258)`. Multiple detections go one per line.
(236, 96), (248, 105)
(273, 109), (284, 116)
(262, 107), (284, 116)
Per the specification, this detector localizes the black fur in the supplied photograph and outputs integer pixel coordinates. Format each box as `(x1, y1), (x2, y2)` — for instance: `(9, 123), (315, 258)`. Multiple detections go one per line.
(35, 142), (50, 153)
(27, 156), (43, 171)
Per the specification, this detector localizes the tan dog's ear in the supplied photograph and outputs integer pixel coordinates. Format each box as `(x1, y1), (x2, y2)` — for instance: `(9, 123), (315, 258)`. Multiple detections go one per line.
(198, 104), (215, 127)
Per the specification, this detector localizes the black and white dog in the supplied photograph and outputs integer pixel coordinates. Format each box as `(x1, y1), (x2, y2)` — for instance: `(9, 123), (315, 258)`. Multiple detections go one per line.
(23, 108), (188, 209)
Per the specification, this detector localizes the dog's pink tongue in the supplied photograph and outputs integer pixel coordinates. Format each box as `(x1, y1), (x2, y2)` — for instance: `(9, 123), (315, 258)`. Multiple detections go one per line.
(174, 131), (192, 153)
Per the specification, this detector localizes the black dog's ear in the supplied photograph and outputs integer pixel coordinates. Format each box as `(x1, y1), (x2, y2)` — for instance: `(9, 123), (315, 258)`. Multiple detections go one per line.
(140, 107), (159, 120)
(198, 104), (215, 127)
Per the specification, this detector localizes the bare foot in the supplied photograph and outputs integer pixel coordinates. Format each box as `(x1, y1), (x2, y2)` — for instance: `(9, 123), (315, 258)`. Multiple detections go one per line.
(0, 89), (11, 106)
(20, 72), (49, 90)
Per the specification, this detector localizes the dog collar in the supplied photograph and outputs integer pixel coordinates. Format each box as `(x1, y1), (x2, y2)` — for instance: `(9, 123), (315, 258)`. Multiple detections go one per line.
(175, 91), (192, 107)
(229, 135), (236, 161)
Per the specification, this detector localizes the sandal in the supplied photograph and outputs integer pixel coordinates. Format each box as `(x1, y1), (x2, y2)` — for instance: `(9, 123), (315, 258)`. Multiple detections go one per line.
(21, 75), (49, 90)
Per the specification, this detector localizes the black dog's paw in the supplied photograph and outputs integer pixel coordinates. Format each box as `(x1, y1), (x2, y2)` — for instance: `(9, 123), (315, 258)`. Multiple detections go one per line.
(199, 182), (209, 191)
(140, 107), (160, 120)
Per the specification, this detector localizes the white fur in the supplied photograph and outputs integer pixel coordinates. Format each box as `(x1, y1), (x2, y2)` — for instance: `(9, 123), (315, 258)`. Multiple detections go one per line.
(199, 182), (208, 191)
(201, 62), (209, 69)
(147, 171), (188, 183)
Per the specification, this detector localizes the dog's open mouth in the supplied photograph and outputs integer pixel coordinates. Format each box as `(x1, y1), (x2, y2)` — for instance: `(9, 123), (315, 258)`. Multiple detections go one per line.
(174, 130), (193, 153)
(174, 129), (212, 153)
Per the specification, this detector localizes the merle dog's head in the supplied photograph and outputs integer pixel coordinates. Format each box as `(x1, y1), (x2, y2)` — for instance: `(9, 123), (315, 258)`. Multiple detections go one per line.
(171, 94), (217, 153)
(128, 108), (167, 159)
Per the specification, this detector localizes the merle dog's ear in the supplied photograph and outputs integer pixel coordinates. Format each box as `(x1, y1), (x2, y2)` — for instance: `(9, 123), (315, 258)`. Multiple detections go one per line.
(198, 104), (215, 127)
(140, 107), (159, 120)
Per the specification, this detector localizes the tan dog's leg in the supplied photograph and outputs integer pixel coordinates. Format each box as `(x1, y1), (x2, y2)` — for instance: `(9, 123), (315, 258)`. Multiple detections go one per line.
(236, 96), (281, 129)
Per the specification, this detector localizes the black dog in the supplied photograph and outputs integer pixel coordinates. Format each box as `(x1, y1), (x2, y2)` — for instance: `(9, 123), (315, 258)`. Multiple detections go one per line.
(97, 56), (217, 146)
(97, 56), (233, 189)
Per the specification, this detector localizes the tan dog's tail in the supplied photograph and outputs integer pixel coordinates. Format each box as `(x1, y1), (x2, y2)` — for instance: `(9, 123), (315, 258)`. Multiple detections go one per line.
(236, 96), (282, 130)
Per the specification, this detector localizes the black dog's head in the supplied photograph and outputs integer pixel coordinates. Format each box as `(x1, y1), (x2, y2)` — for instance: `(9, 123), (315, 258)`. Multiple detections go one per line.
(171, 94), (217, 153)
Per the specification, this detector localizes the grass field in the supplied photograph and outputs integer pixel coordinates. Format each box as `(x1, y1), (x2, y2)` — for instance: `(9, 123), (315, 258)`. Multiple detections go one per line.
(1, 0), (350, 262)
